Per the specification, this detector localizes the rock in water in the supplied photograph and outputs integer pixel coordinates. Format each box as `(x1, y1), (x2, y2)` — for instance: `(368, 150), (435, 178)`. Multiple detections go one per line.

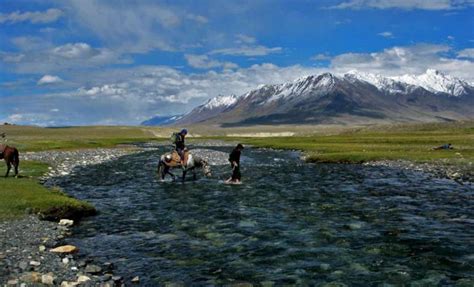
(50, 245), (78, 254)
(132, 276), (140, 283)
(85, 264), (102, 274)
(59, 219), (74, 227)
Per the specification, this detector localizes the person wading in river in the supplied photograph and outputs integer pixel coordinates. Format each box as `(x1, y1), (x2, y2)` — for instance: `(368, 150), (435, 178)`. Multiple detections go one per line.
(172, 129), (188, 166)
(227, 143), (244, 184)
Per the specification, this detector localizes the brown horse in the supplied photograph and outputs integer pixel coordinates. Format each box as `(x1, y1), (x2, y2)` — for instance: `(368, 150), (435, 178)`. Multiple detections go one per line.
(0, 144), (20, 177)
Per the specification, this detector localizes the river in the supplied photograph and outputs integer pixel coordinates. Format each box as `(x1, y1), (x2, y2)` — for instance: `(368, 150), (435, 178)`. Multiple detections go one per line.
(53, 146), (474, 285)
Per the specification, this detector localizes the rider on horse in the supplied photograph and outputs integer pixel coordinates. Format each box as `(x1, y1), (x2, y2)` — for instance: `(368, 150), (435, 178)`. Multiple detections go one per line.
(173, 129), (188, 165)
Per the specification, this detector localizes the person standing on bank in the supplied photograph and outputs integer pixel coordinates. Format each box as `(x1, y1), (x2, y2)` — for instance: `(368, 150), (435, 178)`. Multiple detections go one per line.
(227, 143), (244, 183)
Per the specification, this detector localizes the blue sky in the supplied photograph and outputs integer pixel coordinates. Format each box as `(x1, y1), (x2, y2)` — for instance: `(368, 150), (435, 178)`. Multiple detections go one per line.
(0, 0), (473, 126)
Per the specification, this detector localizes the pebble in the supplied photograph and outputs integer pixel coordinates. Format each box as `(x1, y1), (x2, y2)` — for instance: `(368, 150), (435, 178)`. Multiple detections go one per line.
(41, 273), (55, 285)
(29, 260), (41, 267)
(50, 245), (79, 254)
(59, 219), (74, 227)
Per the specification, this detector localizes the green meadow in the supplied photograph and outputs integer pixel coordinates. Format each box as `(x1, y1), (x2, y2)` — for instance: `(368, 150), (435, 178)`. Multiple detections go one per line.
(0, 161), (95, 221)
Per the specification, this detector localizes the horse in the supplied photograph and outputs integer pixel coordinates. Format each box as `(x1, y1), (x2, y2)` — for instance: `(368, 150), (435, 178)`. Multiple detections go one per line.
(157, 150), (211, 182)
(0, 144), (20, 178)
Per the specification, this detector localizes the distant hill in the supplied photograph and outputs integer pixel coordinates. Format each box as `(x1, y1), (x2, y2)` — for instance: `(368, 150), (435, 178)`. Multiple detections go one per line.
(172, 69), (474, 126)
(140, 115), (182, 126)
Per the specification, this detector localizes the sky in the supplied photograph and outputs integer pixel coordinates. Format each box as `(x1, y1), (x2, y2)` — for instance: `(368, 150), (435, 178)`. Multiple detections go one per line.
(0, 0), (473, 126)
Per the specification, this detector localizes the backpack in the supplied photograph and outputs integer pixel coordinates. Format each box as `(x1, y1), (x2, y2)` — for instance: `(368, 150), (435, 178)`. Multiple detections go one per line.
(170, 132), (180, 144)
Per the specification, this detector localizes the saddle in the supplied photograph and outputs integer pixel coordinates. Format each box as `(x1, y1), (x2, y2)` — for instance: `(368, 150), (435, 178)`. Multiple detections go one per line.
(164, 150), (190, 167)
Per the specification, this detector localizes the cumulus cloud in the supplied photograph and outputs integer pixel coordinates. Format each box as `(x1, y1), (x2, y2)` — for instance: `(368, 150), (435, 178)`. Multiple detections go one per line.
(2, 39), (122, 74)
(0, 8), (62, 24)
(37, 75), (63, 85)
(330, 43), (474, 81)
(52, 43), (100, 59)
(457, 48), (474, 58)
(328, 0), (474, 10)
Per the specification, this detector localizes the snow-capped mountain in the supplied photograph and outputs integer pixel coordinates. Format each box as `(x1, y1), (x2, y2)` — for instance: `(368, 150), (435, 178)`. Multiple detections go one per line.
(171, 70), (474, 126)
(195, 95), (238, 111)
(393, 69), (471, 97)
(175, 95), (238, 124)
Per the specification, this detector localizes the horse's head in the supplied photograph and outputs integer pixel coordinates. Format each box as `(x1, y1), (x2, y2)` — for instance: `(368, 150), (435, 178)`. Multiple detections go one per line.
(202, 160), (212, 177)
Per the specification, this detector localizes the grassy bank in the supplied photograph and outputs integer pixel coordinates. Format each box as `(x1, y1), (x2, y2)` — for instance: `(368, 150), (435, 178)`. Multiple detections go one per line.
(1, 125), (164, 151)
(0, 161), (96, 221)
(230, 121), (474, 169)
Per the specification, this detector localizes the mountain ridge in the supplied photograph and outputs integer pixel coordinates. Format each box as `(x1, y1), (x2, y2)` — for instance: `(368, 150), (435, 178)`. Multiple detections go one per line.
(147, 69), (474, 126)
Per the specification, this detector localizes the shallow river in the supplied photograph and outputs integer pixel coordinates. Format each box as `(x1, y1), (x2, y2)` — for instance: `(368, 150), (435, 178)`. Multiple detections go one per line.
(55, 146), (474, 285)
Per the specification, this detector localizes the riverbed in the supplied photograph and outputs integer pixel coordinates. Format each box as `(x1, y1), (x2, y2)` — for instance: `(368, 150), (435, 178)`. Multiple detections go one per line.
(49, 146), (474, 285)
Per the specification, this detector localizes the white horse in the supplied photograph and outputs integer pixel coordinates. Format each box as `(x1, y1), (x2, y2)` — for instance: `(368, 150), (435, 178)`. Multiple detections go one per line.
(157, 151), (212, 182)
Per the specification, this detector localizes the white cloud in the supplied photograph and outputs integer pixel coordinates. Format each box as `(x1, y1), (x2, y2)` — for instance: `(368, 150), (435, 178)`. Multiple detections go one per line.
(184, 54), (238, 69)
(0, 8), (62, 24)
(457, 48), (474, 58)
(52, 43), (99, 59)
(37, 75), (63, 85)
(210, 45), (282, 57)
(235, 34), (256, 44)
(328, 0), (473, 10)
(378, 31), (394, 38)
(330, 43), (474, 81)
(2, 40), (122, 74)
(311, 53), (332, 61)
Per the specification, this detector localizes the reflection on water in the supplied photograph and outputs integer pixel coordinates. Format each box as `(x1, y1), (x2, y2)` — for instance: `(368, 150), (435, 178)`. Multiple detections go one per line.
(56, 147), (474, 285)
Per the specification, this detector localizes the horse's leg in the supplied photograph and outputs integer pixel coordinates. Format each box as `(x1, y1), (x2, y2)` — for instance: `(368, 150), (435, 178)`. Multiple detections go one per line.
(192, 168), (197, 180)
(5, 161), (11, 178)
(182, 169), (187, 182)
(165, 167), (176, 181)
(14, 151), (19, 178)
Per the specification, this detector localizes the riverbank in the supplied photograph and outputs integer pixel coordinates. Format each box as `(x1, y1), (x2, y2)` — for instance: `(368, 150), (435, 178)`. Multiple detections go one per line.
(229, 121), (474, 183)
(0, 146), (149, 285)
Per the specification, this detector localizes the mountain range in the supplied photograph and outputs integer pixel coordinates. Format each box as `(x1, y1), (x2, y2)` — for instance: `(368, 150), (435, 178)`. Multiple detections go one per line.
(143, 69), (474, 126)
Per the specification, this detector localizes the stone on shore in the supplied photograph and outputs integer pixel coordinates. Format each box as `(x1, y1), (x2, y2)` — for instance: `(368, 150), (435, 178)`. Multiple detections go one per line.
(50, 245), (79, 254)
(41, 273), (56, 285)
(59, 219), (74, 227)
(19, 272), (41, 283)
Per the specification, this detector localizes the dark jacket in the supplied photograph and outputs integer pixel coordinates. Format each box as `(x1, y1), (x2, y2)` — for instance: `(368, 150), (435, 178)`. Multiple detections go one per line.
(229, 148), (241, 165)
(174, 133), (185, 150)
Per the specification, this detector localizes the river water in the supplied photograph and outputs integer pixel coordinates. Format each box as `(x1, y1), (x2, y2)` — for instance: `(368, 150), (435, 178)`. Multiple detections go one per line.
(55, 146), (474, 286)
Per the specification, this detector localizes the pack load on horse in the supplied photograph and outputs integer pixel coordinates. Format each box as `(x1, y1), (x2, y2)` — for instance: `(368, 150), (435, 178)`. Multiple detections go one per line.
(0, 144), (20, 178)
(157, 129), (211, 182)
